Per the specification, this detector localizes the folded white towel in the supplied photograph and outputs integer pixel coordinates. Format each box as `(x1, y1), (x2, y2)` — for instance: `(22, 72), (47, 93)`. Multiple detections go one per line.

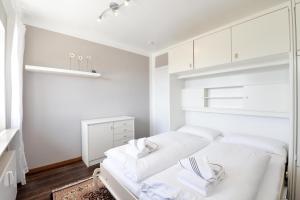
(177, 156), (225, 196)
(177, 170), (212, 196)
(126, 138), (159, 159)
(179, 156), (225, 182)
(140, 180), (180, 200)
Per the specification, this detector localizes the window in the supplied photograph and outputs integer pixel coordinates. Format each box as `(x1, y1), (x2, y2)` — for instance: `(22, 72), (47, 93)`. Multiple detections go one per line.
(0, 20), (5, 131)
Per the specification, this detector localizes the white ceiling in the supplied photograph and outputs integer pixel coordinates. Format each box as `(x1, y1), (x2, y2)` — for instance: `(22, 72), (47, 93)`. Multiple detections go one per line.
(18, 0), (287, 56)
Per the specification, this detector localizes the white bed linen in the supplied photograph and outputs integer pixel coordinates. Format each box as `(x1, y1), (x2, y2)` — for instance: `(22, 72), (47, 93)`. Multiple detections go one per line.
(105, 131), (210, 182)
(256, 153), (286, 200)
(102, 142), (286, 200)
(102, 158), (140, 195)
(140, 142), (271, 200)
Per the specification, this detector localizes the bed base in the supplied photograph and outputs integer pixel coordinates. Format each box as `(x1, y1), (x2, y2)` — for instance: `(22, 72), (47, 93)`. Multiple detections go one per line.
(97, 164), (137, 200)
(97, 164), (288, 200)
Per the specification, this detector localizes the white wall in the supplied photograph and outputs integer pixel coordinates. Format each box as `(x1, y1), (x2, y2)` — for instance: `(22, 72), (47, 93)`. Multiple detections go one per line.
(153, 66), (170, 134)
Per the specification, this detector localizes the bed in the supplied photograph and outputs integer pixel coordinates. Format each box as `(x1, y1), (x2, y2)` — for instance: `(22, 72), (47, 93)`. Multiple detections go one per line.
(138, 141), (286, 200)
(104, 126), (221, 182)
(99, 133), (287, 200)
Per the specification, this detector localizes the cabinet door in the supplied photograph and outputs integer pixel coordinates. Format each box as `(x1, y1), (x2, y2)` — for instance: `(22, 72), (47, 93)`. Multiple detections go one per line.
(88, 123), (113, 161)
(232, 8), (290, 61)
(168, 41), (193, 74)
(243, 84), (289, 113)
(0, 152), (17, 200)
(296, 4), (300, 52)
(194, 29), (231, 69)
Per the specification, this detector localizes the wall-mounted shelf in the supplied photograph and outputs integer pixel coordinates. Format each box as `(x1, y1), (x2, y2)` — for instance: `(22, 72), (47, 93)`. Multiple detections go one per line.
(181, 83), (289, 118)
(25, 65), (101, 78)
(182, 107), (289, 119)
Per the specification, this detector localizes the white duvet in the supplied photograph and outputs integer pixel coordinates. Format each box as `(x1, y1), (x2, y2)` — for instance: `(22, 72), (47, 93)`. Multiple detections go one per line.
(104, 131), (210, 182)
(140, 142), (271, 200)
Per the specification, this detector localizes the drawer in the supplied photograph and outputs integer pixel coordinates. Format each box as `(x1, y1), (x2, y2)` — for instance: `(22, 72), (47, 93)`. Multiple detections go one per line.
(114, 131), (134, 141)
(114, 138), (132, 147)
(114, 120), (134, 134)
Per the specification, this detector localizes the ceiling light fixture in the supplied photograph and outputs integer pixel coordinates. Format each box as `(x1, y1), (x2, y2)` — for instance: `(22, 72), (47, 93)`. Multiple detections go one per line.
(98, 0), (131, 21)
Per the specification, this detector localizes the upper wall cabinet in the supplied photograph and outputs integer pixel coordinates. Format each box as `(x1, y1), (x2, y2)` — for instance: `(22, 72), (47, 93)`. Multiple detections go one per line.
(194, 29), (231, 69)
(232, 8), (290, 62)
(168, 41), (193, 74)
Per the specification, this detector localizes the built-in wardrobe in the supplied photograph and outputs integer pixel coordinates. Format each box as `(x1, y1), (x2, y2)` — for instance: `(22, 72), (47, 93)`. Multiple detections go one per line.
(151, 1), (300, 199)
(293, 0), (300, 199)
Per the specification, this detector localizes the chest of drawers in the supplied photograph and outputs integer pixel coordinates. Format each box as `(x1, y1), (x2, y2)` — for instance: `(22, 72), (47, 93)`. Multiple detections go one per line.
(81, 116), (135, 167)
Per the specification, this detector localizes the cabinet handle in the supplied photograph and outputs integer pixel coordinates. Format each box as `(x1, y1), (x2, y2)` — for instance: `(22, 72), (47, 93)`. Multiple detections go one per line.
(234, 53), (239, 59)
(8, 171), (14, 186)
(4, 171), (13, 187)
(8, 172), (11, 187)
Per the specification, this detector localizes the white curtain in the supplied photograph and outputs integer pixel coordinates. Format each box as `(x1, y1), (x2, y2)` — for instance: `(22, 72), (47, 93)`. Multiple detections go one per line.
(9, 16), (28, 185)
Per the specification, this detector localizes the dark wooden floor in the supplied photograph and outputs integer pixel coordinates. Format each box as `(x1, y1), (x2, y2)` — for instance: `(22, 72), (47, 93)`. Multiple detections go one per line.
(17, 161), (98, 200)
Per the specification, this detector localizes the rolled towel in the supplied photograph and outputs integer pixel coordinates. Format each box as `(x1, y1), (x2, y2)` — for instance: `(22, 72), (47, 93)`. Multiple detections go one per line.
(177, 169), (212, 196)
(179, 156), (225, 182)
(126, 138), (159, 159)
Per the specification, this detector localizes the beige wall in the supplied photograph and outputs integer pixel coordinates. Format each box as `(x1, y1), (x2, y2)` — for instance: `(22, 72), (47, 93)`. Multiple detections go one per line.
(23, 26), (150, 169)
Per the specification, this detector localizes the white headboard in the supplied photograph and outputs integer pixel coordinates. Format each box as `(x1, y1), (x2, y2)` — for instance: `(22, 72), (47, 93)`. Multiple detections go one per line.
(180, 65), (290, 144)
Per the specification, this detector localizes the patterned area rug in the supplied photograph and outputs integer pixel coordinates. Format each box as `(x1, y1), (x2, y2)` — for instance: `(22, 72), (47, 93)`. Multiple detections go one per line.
(51, 177), (115, 200)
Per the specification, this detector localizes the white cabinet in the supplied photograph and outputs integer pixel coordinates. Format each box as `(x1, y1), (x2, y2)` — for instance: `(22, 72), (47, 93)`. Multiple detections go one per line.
(0, 151), (17, 200)
(194, 29), (231, 69)
(81, 116), (134, 167)
(243, 84), (289, 113)
(88, 123), (113, 162)
(168, 41), (193, 74)
(113, 120), (134, 146)
(232, 8), (290, 61)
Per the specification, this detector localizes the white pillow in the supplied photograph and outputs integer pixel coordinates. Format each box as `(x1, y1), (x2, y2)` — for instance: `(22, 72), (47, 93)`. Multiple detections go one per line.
(177, 125), (222, 141)
(221, 134), (287, 156)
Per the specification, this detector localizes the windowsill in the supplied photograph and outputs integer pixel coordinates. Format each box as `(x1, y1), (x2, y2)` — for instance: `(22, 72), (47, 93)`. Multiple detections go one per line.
(0, 129), (18, 157)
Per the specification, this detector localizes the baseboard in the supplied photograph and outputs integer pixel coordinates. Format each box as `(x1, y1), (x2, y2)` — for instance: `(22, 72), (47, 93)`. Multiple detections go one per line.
(28, 157), (82, 175)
